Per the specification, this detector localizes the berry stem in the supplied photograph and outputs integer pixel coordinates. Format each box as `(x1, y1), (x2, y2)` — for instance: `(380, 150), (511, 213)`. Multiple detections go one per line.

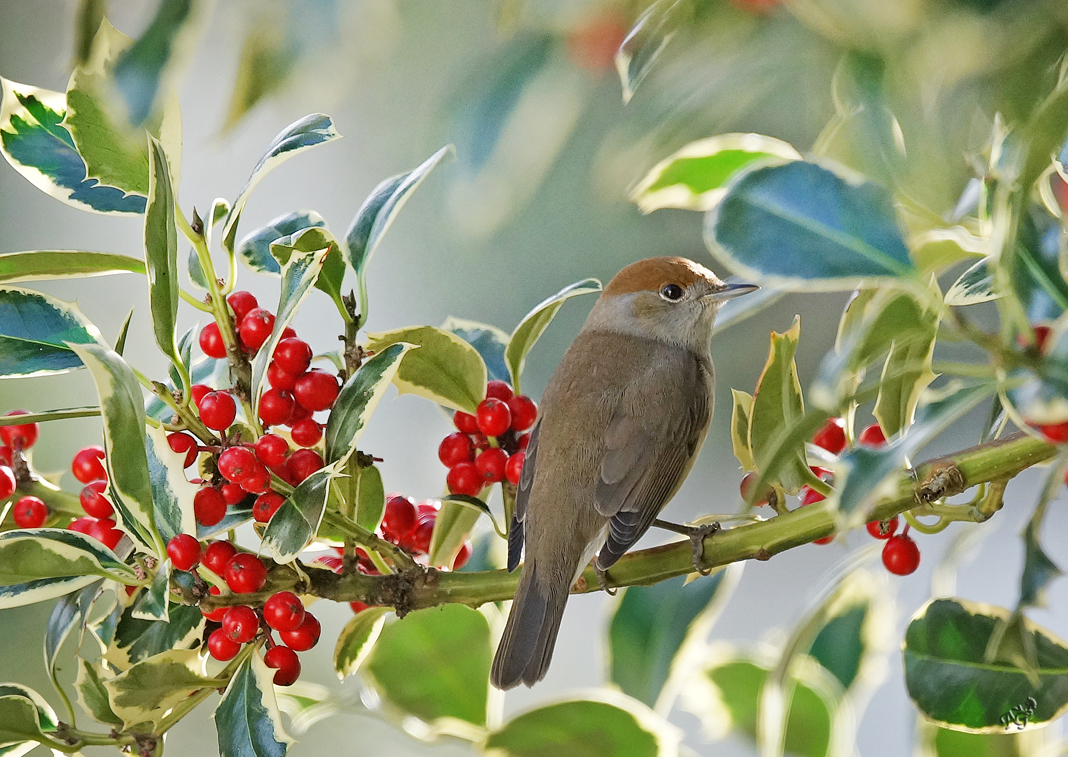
(147, 380), (216, 444)
(322, 510), (421, 572)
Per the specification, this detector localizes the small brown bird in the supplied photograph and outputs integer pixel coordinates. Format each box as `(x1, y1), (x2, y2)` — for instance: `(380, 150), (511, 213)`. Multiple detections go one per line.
(491, 256), (756, 690)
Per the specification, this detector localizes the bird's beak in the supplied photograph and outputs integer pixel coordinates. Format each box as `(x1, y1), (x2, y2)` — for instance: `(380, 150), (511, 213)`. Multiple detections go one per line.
(707, 282), (759, 301)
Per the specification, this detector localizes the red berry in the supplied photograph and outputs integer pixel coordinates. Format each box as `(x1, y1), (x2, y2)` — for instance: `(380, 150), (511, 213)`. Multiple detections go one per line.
(263, 645), (301, 686)
(226, 291), (259, 323)
(566, 10), (629, 70)
(279, 613), (320, 652)
(259, 389), (295, 427)
(71, 445), (107, 484)
(382, 495), (417, 541)
(407, 517), (435, 555)
(454, 411), (479, 434)
(286, 449), (323, 484)
(199, 323), (227, 358)
(476, 398), (511, 437)
(202, 586), (228, 622)
(252, 492), (285, 523)
(87, 519), (123, 550)
(207, 628), (241, 661)
(80, 481), (114, 518)
(469, 432), (489, 452)
(866, 517), (899, 540)
(263, 591), (305, 632)
(1, 411), (38, 450)
(166, 433), (198, 468)
(882, 533), (921, 575)
(452, 542), (472, 570)
(290, 419), (322, 448)
(189, 384), (211, 406)
(0, 446), (10, 466)
(222, 605), (260, 644)
(812, 417), (847, 455)
(1038, 421), (1068, 444)
(239, 308), (275, 352)
(485, 380), (514, 402)
(507, 395), (538, 432)
(315, 554), (343, 573)
(221, 483), (247, 506)
(738, 472), (769, 506)
(350, 601), (369, 614)
(447, 461), (482, 496)
(1018, 324), (1052, 353)
(417, 500), (439, 518)
(267, 362), (298, 392)
(281, 326), (297, 340)
(194, 486), (227, 527)
(218, 447), (258, 482)
(293, 369), (339, 412)
(68, 516), (94, 534)
(197, 391), (236, 431)
(274, 338), (312, 375)
(0, 465), (14, 500)
(475, 448), (507, 483)
(515, 433), (530, 451)
(240, 464), (271, 495)
(225, 553), (268, 594)
(858, 423), (886, 447)
(166, 534), (202, 571)
(202, 540), (237, 575)
(505, 452), (525, 486)
(438, 432), (474, 468)
(254, 434), (290, 468)
(13, 496), (47, 528)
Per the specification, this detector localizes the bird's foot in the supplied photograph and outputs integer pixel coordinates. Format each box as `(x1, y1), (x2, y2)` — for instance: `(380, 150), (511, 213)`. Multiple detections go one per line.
(595, 565), (617, 595)
(653, 518), (720, 575)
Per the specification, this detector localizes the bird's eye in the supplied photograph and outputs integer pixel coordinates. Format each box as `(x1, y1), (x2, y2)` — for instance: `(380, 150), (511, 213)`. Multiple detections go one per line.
(660, 284), (684, 301)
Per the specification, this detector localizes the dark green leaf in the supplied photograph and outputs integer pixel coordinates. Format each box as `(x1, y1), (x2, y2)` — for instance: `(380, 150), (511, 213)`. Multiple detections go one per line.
(616, 0), (689, 104)
(45, 580), (101, 682)
(0, 685), (59, 748)
(269, 225), (346, 317)
(0, 287), (103, 377)
(1019, 521), (1061, 611)
(235, 210), (326, 276)
(925, 724), (1032, 757)
(485, 696), (676, 757)
(131, 561), (169, 622)
(215, 655), (292, 757)
(354, 464), (384, 533)
(262, 468), (335, 563)
(807, 572), (890, 693)
(74, 659), (123, 727)
(106, 603), (204, 669)
(0, 76), (146, 214)
(442, 317), (511, 384)
(904, 598), (1068, 732)
(114, 308), (134, 355)
(333, 606), (389, 680)
(505, 278), (601, 393)
(365, 604), (490, 727)
(1012, 206), (1068, 324)
(609, 570), (733, 707)
(707, 161), (915, 289)
(0, 250), (145, 283)
(0, 529), (134, 591)
(324, 343), (412, 465)
(145, 136), (184, 388)
(73, 0), (106, 65)
(632, 134), (800, 212)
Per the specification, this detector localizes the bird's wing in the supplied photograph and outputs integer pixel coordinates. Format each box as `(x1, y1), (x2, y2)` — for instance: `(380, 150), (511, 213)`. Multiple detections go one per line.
(507, 421), (540, 572)
(594, 368), (710, 569)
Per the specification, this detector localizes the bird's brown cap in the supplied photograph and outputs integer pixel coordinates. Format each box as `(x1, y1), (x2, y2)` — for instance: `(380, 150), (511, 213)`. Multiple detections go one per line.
(602, 256), (721, 297)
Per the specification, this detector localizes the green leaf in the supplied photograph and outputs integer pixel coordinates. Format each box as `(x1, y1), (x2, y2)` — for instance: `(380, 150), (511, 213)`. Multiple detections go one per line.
(904, 598), (1068, 732)
(615, 0), (688, 104)
(748, 317), (808, 494)
(504, 278), (601, 394)
(485, 694), (680, 757)
(922, 723), (1036, 757)
(428, 498), (483, 569)
(105, 602), (204, 670)
(0, 406), (100, 425)
(106, 649), (216, 729)
(222, 113), (341, 253)
(68, 343), (162, 556)
(144, 136), (184, 390)
(354, 464), (385, 533)
(609, 569), (736, 708)
(235, 210), (326, 275)
(730, 389), (756, 472)
(131, 561), (170, 622)
(365, 327), (485, 414)
(0, 76), (146, 214)
(74, 659), (123, 727)
(324, 343), (413, 466)
(909, 227), (987, 273)
(0, 287), (104, 377)
(681, 652), (840, 757)
(1020, 519), (1062, 610)
(365, 604), (490, 729)
(945, 257), (998, 307)
(221, 13), (299, 132)
(144, 425), (198, 544)
(1012, 207), (1068, 325)
(706, 161), (915, 289)
(439, 494), (505, 538)
(251, 244), (332, 410)
(344, 145), (451, 317)
(632, 134), (800, 213)
(873, 295), (940, 438)
(0, 528), (134, 588)
(269, 225), (346, 318)
(262, 468), (335, 564)
(441, 316), (511, 385)
(0, 685), (59, 748)
(0, 250), (145, 283)
(45, 580), (101, 683)
(215, 654), (292, 757)
(333, 606), (389, 680)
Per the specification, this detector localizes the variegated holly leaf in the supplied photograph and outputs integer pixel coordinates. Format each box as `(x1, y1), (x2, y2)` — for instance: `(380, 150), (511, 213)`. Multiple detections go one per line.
(442, 317), (511, 385)
(0, 287), (104, 378)
(215, 654), (292, 757)
(615, 0), (688, 104)
(0, 684), (61, 750)
(334, 606), (390, 680)
(730, 389), (755, 472)
(365, 327), (484, 414)
(0, 250), (145, 283)
(236, 210), (326, 275)
(944, 257), (997, 307)
(104, 603), (204, 671)
(105, 649), (217, 729)
(75, 659), (123, 727)
(262, 468), (336, 563)
(144, 136), (184, 391)
(144, 424), (198, 543)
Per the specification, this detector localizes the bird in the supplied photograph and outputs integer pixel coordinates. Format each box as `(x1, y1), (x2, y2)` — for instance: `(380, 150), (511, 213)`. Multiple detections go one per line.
(490, 256), (757, 690)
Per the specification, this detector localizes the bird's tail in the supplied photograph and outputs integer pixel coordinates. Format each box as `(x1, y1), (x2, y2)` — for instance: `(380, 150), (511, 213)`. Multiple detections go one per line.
(490, 560), (568, 690)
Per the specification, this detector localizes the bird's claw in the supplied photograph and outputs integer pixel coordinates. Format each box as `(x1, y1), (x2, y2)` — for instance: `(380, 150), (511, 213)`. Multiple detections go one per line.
(595, 565), (617, 595)
(688, 522), (720, 576)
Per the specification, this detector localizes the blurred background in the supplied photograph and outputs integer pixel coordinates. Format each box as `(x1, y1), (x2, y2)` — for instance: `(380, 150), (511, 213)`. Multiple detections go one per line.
(2, 0), (1068, 754)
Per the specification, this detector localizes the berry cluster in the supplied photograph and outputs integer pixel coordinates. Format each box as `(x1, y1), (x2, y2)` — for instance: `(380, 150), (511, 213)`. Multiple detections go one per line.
(1016, 322), (1068, 443)
(66, 445), (124, 549)
(2, 411), (45, 528)
(166, 535), (317, 685)
(440, 380), (535, 496)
